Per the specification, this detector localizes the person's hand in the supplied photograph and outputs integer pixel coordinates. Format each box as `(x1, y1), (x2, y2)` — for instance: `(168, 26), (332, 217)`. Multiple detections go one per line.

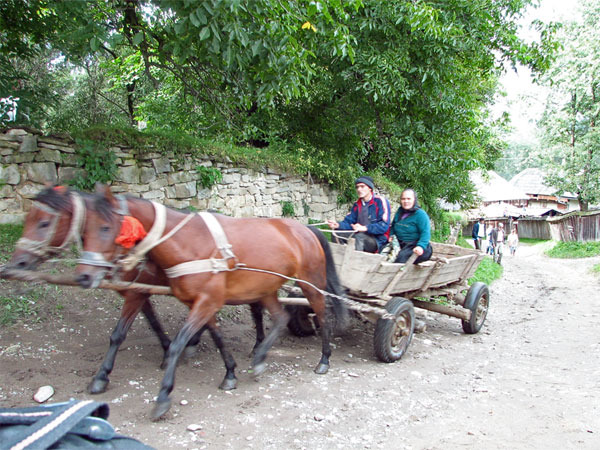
(327, 220), (339, 230)
(351, 223), (367, 232)
(413, 246), (424, 256)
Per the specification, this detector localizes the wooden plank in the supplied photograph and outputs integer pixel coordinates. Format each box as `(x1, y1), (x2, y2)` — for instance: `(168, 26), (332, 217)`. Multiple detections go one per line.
(381, 253), (418, 299)
(419, 260), (446, 292)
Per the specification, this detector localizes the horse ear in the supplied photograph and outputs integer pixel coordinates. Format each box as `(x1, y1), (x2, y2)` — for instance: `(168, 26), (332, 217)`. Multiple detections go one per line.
(96, 183), (117, 206)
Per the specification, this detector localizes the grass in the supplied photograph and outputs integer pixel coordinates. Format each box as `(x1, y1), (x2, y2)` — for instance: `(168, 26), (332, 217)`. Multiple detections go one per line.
(439, 235), (504, 286)
(0, 285), (42, 325)
(468, 256), (503, 286)
(0, 224), (23, 263)
(591, 263), (600, 274)
(545, 241), (600, 259)
(519, 238), (549, 245)
(0, 224), (71, 325)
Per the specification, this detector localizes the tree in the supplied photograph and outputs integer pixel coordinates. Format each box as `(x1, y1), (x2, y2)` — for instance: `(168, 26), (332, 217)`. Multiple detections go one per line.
(242, 0), (556, 209)
(538, 0), (600, 210)
(1, 0), (556, 213)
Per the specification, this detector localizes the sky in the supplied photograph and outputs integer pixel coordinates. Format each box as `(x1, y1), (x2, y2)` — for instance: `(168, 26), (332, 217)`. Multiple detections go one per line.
(493, 0), (582, 144)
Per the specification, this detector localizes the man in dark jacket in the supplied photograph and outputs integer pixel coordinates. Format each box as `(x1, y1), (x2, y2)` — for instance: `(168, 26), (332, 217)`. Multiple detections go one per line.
(327, 176), (391, 253)
(472, 218), (485, 250)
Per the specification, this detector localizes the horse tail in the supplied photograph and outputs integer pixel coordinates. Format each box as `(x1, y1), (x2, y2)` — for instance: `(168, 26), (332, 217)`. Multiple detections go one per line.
(308, 226), (349, 331)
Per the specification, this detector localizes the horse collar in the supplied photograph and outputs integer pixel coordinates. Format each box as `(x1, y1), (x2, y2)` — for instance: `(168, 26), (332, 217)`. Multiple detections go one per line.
(114, 195), (130, 216)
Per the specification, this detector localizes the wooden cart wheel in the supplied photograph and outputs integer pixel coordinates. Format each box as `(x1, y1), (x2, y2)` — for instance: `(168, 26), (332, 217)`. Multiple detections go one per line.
(373, 297), (415, 363)
(461, 282), (489, 334)
(285, 305), (317, 337)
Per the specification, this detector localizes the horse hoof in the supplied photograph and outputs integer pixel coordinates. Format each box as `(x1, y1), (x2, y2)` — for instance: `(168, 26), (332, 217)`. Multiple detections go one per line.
(314, 363), (329, 375)
(87, 378), (109, 394)
(160, 358), (168, 370)
(150, 399), (172, 421)
(250, 362), (267, 377)
(219, 378), (237, 391)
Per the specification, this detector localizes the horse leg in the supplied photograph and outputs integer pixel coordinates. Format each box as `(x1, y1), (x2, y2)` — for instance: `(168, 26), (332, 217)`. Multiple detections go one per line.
(203, 316), (238, 391)
(250, 295), (290, 377)
(142, 299), (206, 368)
(249, 302), (265, 356)
(140, 300), (173, 369)
(302, 290), (332, 375)
(152, 300), (218, 421)
(88, 292), (147, 394)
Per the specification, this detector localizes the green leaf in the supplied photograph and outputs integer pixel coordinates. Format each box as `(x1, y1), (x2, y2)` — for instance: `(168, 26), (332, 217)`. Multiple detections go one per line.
(132, 31), (143, 46)
(90, 36), (100, 51)
(195, 7), (207, 25)
(189, 11), (200, 27)
(199, 26), (211, 41)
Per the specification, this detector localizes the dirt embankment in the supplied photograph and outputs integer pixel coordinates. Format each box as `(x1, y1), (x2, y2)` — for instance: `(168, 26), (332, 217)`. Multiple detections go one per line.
(1, 243), (599, 449)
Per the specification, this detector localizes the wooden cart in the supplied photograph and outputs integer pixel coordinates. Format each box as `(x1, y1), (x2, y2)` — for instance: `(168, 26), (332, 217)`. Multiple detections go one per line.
(281, 240), (489, 363)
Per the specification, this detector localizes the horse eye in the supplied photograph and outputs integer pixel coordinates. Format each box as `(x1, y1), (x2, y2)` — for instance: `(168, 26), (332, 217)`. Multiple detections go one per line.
(100, 225), (111, 233)
(39, 221), (50, 229)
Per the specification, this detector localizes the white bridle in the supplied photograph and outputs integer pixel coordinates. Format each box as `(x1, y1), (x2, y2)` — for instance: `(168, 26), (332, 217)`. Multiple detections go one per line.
(15, 192), (86, 258)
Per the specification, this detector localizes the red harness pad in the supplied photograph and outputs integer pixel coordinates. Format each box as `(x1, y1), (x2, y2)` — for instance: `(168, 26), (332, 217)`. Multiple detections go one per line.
(115, 216), (147, 249)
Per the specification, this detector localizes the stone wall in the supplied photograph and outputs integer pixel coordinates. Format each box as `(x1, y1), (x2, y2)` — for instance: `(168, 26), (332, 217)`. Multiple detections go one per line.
(0, 128), (351, 224)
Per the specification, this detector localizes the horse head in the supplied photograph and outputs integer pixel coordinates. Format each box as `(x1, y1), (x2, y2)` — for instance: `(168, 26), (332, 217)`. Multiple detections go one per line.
(76, 184), (128, 289)
(5, 185), (82, 271)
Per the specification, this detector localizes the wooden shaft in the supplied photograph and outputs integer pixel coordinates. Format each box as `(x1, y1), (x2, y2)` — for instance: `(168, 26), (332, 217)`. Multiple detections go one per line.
(411, 299), (471, 321)
(278, 297), (311, 306)
(0, 268), (173, 295)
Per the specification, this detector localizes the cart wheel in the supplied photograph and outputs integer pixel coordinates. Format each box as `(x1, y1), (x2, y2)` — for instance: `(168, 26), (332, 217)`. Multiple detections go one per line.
(461, 282), (489, 334)
(285, 305), (316, 337)
(373, 297), (415, 363)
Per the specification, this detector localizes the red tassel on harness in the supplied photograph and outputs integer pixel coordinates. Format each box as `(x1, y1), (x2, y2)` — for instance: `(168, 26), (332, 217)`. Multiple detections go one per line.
(115, 216), (147, 249)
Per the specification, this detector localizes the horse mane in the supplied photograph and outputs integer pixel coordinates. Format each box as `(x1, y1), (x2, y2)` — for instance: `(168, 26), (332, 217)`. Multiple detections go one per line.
(35, 187), (75, 213)
(94, 195), (119, 221)
(93, 194), (152, 220)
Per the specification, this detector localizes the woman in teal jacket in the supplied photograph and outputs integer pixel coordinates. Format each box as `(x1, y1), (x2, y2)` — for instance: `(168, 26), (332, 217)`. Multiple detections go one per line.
(391, 189), (433, 264)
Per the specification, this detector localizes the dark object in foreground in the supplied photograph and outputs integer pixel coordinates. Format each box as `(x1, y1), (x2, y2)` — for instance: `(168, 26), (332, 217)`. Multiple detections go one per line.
(0, 399), (154, 449)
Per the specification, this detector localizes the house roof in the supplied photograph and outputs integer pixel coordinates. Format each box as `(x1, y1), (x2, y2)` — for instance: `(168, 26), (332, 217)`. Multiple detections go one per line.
(509, 168), (576, 198)
(467, 202), (525, 219)
(470, 170), (529, 203)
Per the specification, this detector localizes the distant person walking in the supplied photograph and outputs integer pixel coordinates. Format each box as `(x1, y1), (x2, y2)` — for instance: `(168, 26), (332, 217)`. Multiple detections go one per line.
(472, 218), (486, 251)
(486, 224), (496, 256)
(491, 222), (506, 264)
(507, 228), (519, 256)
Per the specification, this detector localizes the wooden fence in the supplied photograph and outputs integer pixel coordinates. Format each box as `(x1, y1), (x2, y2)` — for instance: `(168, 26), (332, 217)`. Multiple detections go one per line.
(547, 210), (600, 242)
(464, 212), (600, 241)
(514, 217), (552, 240)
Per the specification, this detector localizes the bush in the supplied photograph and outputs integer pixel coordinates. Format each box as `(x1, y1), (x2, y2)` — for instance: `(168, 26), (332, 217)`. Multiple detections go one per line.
(545, 241), (600, 259)
(195, 166), (223, 189)
(431, 211), (467, 243)
(281, 201), (295, 217)
(70, 139), (118, 191)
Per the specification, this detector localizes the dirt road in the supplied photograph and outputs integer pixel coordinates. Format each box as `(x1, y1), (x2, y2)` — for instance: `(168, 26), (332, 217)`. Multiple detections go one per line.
(1, 243), (599, 449)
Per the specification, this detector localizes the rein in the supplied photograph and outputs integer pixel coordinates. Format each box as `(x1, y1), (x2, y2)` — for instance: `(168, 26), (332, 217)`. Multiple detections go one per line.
(16, 192), (85, 257)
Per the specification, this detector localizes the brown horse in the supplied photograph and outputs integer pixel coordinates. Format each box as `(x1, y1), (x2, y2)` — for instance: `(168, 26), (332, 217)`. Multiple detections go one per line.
(76, 185), (347, 420)
(3, 187), (265, 394)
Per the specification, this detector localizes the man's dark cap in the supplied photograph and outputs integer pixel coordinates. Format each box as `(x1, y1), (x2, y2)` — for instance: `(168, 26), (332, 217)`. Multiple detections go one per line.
(355, 176), (374, 191)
